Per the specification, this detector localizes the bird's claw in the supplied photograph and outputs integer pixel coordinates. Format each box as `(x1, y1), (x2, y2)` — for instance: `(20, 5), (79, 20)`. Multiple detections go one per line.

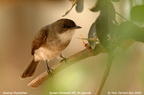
(46, 67), (54, 76)
(60, 57), (67, 63)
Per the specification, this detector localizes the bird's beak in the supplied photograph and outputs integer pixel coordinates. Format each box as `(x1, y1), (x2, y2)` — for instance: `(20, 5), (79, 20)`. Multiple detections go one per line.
(74, 26), (82, 29)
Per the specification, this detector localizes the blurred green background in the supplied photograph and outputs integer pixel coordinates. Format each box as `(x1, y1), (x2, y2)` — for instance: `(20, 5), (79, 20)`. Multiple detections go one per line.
(0, 0), (144, 95)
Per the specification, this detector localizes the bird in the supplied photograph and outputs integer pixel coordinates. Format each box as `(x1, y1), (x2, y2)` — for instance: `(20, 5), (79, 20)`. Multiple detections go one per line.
(20, 18), (81, 78)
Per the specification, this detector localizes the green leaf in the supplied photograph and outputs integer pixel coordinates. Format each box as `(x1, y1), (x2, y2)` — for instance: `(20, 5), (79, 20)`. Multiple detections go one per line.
(95, 1), (117, 49)
(117, 21), (144, 42)
(75, 0), (84, 13)
(90, 0), (106, 12)
(111, 0), (121, 2)
(131, 5), (144, 22)
(88, 22), (97, 49)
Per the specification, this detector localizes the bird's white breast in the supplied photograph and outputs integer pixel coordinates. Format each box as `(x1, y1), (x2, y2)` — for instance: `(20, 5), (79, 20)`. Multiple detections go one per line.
(58, 30), (75, 43)
(34, 47), (60, 61)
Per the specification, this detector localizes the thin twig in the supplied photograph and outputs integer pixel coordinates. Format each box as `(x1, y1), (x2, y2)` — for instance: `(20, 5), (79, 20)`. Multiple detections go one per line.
(62, 0), (78, 17)
(79, 35), (92, 49)
(28, 44), (106, 88)
(115, 11), (129, 21)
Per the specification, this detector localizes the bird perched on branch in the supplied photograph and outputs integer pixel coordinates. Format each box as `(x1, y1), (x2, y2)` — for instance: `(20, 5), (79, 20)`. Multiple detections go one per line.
(21, 18), (81, 78)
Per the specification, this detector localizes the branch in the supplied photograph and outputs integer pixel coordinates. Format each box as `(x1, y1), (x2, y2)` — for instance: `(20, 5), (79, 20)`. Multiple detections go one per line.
(28, 44), (106, 88)
(62, 0), (78, 17)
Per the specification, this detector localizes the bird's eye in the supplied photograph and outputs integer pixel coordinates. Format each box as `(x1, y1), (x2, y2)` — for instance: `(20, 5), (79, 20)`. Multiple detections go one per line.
(62, 24), (69, 28)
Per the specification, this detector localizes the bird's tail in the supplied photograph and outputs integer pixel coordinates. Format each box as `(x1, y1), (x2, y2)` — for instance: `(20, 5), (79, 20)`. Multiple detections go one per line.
(20, 57), (39, 78)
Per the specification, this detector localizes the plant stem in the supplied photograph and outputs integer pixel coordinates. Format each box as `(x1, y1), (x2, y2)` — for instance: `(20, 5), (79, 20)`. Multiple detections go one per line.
(95, 52), (113, 95)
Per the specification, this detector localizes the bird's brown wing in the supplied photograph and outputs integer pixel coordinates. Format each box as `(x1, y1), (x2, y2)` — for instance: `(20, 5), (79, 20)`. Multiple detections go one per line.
(31, 26), (49, 55)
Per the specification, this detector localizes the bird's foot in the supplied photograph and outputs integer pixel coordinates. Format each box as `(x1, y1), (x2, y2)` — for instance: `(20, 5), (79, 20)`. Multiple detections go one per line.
(60, 57), (67, 63)
(46, 67), (54, 76)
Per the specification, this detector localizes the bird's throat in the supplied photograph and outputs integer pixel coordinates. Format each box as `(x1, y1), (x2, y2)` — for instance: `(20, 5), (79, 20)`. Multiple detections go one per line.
(58, 30), (75, 43)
